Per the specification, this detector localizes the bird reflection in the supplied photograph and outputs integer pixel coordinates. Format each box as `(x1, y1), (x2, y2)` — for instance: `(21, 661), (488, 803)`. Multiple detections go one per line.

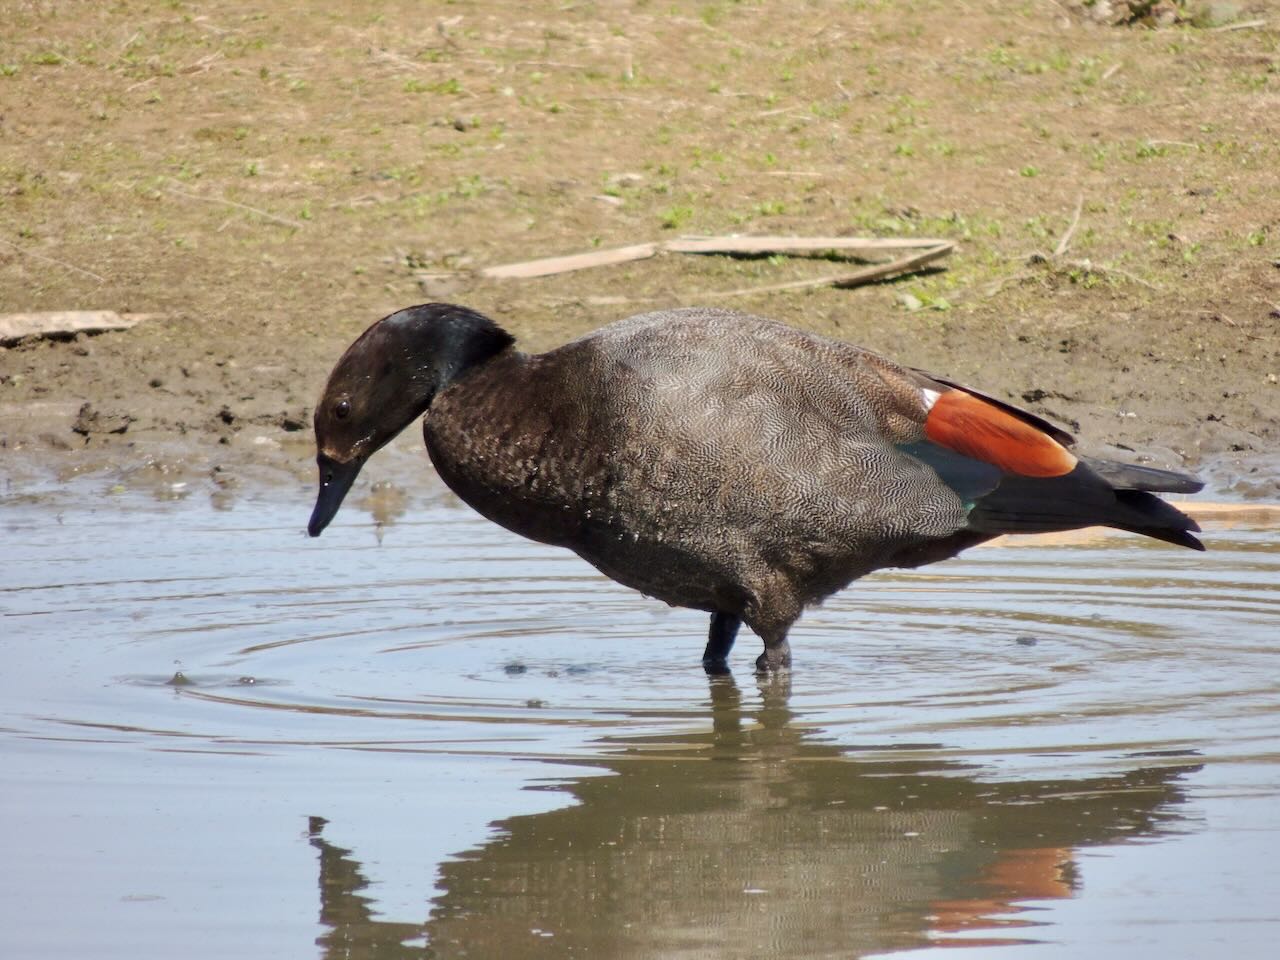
(309, 676), (1199, 959)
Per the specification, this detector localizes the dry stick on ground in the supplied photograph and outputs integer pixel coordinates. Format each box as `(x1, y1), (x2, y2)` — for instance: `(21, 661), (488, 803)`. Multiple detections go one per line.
(665, 236), (948, 255)
(0, 311), (154, 346)
(1211, 18), (1266, 32)
(481, 235), (953, 279)
(1053, 193), (1084, 257)
(163, 180), (305, 230)
(481, 243), (661, 279)
(484, 237), (956, 304)
(371, 48), (432, 72)
(697, 243), (954, 299)
(0, 237), (105, 284)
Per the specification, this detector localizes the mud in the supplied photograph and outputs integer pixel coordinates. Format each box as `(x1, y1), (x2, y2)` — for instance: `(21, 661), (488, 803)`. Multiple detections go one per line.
(1, 2), (1278, 497)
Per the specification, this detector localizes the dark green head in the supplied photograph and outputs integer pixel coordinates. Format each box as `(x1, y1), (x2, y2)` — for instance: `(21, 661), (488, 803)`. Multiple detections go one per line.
(308, 303), (514, 537)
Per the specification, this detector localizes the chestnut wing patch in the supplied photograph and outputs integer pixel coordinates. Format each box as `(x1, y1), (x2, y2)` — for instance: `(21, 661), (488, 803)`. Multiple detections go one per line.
(923, 389), (1077, 479)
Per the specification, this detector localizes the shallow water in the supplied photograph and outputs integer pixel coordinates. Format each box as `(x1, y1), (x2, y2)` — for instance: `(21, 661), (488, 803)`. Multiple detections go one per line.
(2, 475), (1279, 959)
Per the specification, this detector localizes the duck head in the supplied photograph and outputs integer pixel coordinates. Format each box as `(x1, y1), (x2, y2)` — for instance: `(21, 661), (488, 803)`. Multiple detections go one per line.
(308, 303), (514, 537)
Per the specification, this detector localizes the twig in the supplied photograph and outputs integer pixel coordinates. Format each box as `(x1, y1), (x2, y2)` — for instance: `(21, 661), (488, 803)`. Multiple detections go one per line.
(832, 244), (953, 288)
(1053, 194), (1084, 257)
(371, 48), (430, 72)
(482, 243), (659, 279)
(164, 180), (305, 230)
(533, 242), (954, 304)
(665, 235), (952, 255)
(481, 235), (954, 279)
(512, 60), (590, 70)
(550, 245), (950, 305)
(698, 244), (953, 299)
(0, 237), (105, 283)
(1101, 63), (1122, 82)
(1210, 18), (1266, 32)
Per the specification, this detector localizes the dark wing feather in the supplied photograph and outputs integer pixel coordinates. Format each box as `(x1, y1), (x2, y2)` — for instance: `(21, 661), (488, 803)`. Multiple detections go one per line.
(1082, 456), (1204, 494)
(966, 463), (1204, 551)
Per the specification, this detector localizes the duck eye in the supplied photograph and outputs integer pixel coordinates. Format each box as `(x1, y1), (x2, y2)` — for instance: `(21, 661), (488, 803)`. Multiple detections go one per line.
(334, 399), (351, 420)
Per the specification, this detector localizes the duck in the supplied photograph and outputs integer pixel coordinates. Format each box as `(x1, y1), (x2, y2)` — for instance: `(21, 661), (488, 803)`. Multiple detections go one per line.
(308, 303), (1203, 673)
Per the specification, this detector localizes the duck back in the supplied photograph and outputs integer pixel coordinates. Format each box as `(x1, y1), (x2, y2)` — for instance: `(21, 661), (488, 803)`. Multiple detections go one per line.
(424, 308), (969, 617)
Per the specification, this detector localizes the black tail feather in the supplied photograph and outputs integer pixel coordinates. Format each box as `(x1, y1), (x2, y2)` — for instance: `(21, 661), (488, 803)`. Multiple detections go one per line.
(1082, 456), (1203, 494)
(1111, 489), (1205, 551)
(968, 462), (1204, 551)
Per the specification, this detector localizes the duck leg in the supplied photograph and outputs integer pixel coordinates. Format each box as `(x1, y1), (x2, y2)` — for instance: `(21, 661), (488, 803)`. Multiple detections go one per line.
(702, 612), (741, 674)
(744, 581), (798, 673)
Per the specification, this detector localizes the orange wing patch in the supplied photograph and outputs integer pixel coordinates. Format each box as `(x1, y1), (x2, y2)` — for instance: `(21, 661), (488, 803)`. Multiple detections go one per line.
(924, 389), (1077, 478)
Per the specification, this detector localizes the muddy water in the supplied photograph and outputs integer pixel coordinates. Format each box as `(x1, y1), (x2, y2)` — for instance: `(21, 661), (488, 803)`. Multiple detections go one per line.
(2, 476), (1279, 959)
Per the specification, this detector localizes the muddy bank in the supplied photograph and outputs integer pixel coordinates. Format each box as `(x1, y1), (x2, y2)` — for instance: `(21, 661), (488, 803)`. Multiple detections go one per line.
(1, 298), (1276, 510)
(1, 1), (1277, 503)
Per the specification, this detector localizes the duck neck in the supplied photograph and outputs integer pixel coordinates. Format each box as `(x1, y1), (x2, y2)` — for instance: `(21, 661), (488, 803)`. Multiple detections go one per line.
(421, 304), (517, 392)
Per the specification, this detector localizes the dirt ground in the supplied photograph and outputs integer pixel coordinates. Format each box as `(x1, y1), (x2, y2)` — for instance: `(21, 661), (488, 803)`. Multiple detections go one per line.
(2, 0), (1278, 503)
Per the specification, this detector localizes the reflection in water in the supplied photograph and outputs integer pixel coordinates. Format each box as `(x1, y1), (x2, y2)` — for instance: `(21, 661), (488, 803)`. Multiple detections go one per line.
(310, 677), (1198, 959)
(358, 481), (412, 545)
(310, 816), (430, 960)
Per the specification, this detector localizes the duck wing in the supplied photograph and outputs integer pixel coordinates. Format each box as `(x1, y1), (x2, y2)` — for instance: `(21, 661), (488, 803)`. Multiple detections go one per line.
(893, 366), (1204, 551)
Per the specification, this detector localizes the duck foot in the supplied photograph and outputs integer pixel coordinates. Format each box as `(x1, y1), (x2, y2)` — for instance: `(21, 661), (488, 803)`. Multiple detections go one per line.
(702, 657), (732, 676)
(754, 639), (791, 674)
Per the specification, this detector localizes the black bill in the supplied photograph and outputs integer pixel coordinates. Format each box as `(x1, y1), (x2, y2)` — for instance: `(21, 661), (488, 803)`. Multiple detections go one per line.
(308, 453), (365, 537)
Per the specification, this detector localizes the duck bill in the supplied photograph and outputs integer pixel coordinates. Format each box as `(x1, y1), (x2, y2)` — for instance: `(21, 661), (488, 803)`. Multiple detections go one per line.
(308, 453), (364, 537)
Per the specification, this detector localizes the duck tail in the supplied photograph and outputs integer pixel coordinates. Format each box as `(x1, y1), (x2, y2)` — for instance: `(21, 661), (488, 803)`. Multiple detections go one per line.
(967, 462), (1205, 552)
(1080, 455), (1204, 494)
